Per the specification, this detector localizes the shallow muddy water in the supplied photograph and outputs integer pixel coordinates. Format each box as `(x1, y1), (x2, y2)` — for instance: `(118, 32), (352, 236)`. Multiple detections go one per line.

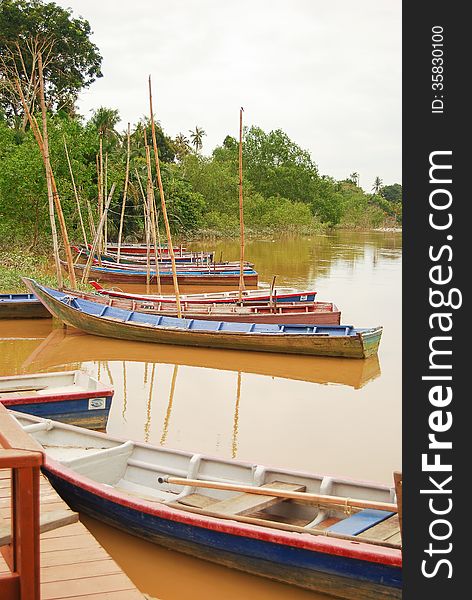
(0, 231), (401, 599)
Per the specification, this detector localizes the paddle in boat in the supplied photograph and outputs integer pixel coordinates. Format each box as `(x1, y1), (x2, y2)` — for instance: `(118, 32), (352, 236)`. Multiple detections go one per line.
(24, 279), (382, 358)
(0, 370), (113, 430)
(0, 293), (50, 319)
(63, 288), (341, 326)
(11, 411), (402, 599)
(89, 281), (318, 305)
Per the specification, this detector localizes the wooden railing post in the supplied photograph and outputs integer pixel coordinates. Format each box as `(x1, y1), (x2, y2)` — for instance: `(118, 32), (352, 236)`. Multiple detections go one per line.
(0, 405), (43, 600)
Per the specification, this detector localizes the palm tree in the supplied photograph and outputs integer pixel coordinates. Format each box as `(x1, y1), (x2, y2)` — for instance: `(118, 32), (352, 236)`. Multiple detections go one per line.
(372, 176), (383, 195)
(189, 126), (206, 152)
(349, 172), (360, 186)
(174, 132), (191, 159)
(90, 107), (121, 145)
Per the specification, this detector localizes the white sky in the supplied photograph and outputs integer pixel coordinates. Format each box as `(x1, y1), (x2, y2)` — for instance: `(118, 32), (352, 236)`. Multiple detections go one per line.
(55, 0), (401, 190)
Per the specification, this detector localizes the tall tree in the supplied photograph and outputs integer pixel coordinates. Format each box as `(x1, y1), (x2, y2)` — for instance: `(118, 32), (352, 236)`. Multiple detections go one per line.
(349, 172), (360, 186)
(89, 107), (120, 148)
(372, 176), (383, 195)
(174, 132), (191, 160)
(189, 126), (206, 152)
(0, 0), (102, 121)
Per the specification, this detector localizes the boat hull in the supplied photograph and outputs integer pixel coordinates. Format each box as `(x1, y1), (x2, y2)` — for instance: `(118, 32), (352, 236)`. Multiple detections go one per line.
(6, 396), (111, 430)
(67, 291), (341, 325)
(93, 285), (318, 305)
(43, 467), (401, 600)
(27, 281), (382, 358)
(68, 263), (259, 286)
(0, 294), (50, 319)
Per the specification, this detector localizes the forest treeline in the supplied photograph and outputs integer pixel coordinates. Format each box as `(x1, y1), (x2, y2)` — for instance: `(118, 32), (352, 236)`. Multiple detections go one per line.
(0, 113), (402, 247)
(0, 0), (402, 249)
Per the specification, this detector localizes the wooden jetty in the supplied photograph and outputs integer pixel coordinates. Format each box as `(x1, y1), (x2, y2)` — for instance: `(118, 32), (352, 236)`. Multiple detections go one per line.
(0, 404), (145, 600)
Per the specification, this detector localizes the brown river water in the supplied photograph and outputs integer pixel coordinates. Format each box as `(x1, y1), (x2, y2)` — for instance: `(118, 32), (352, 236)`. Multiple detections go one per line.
(0, 231), (401, 599)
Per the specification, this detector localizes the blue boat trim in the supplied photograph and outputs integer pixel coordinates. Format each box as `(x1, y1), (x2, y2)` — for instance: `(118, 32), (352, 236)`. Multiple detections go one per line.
(0, 293), (39, 303)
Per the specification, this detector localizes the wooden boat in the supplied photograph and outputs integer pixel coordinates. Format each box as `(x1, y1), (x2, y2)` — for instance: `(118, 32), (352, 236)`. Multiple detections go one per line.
(64, 261), (259, 286)
(74, 246), (215, 265)
(90, 282), (318, 305)
(0, 370), (113, 430)
(0, 293), (50, 319)
(63, 288), (341, 325)
(25, 279), (382, 358)
(24, 329), (382, 390)
(106, 243), (187, 255)
(12, 411), (402, 599)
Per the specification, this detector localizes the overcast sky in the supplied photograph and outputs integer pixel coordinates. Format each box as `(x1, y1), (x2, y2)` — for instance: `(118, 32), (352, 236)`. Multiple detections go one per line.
(55, 0), (401, 190)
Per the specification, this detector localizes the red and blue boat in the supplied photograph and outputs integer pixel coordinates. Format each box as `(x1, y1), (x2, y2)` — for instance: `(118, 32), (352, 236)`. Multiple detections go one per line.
(13, 411), (402, 599)
(1, 370), (113, 430)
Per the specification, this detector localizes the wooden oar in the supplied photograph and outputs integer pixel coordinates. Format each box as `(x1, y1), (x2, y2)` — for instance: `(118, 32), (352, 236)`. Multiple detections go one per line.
(162, 476), (397, 513)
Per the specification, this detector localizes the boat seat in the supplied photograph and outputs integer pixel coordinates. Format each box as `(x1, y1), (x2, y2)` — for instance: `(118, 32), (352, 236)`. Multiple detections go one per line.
(60, 441), (134, 468)
(205, 481), (306, 516)
(357, 514), (401, 542)
(326, 509), (395, 536)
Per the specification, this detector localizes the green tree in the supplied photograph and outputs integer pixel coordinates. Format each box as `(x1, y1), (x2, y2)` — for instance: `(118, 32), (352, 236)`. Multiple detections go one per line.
(372, 176), (383, 195)
(381, 183), (402, 203)
(189, 126), (206, 152)
(349, 172), (360, 186)
(0, 0), (102, 120)
(174, 132), (191, 160)
(242, 126), (319, 204)
(89, 107), (120, 144)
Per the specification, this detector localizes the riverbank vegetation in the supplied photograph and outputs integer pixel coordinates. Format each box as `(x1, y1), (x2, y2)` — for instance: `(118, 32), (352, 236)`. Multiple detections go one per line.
(0, 0), (402, 255)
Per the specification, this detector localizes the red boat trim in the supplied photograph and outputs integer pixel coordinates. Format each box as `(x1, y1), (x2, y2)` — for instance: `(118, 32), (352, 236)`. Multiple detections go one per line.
(1, 388), (113, 406)
(43, 457), (401, 568)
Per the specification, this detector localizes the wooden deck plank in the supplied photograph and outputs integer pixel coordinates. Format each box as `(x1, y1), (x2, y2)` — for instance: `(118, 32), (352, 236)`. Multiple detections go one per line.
(41, 573), (138, 599)
(40, 558), (121, 583)
(205, 481), (306, 516)
(1, 470), (145, 600)
(63, 591), (146, 600)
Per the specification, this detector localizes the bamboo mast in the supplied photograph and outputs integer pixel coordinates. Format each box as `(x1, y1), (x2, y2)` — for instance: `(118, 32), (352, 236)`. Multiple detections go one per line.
(82, 184), (116, 284)
(143, 191), (151, 294)
(117, 123), (131, 262)
(104, 151), (108, 251)
(85, 197), (96, 241)
(38, 54), (77, 288)
(144, 132), (162, 294)
(63, 136), (87, 247)
(148, 76), (182, 317)
(238, 107), (245, 302)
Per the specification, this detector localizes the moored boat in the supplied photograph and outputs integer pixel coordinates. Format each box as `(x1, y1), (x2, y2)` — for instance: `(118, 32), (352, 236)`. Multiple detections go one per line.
(0, 293), (50, 319)
(73, 245), (215, 265)
(64, 288), (341, 325)
(0, 370), (113, 430)
(12, 411), (402, 599)
(64, 261), (259, 286)
(25, 279), (382, 358)
(90, 282), (317, 305)
(106, 243), (187, 255)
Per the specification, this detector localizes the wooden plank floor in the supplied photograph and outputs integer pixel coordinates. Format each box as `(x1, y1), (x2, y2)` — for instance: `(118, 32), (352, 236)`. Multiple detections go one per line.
(0, 468), (146, 600)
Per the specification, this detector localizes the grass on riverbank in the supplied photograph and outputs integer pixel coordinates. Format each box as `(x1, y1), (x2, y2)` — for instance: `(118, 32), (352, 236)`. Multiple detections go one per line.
(0, 249), (75, 293)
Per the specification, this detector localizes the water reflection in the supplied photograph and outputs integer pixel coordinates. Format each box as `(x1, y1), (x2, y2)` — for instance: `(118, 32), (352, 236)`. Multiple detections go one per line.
(17, 328), (381, 389)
